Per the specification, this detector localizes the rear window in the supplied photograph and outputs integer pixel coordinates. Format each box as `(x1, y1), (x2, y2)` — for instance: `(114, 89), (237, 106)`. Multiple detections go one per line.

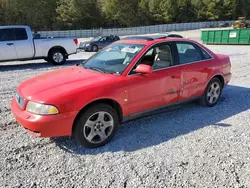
(0, 29), (14, 41)
(14, 28), (28, 40)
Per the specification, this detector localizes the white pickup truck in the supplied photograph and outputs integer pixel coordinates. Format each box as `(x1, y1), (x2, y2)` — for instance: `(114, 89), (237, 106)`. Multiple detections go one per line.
(0, 25), (78, 65)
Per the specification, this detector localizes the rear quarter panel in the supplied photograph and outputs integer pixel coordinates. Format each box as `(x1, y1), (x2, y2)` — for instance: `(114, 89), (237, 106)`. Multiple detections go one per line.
(203, 53), (231, 90)
(192, 40), (232, 89)
(214, 54), (232, 85)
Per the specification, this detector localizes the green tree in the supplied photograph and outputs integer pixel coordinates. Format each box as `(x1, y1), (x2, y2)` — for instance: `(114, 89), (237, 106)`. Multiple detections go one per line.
(235, 0), (250, 18)
(56, 0), (101, 29)
(0, 0), (57, 30)
(0, 0), (250, 30)
(100, 0), (141, 26)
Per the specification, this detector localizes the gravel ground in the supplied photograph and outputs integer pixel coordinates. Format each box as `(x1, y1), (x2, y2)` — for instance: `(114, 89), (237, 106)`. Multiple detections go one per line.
(1, 35), (250, 188)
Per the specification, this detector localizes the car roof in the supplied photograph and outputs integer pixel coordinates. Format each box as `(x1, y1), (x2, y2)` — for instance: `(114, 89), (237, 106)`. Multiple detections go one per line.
(117, 36), (194, 46)
(0, 25), (30, 29)
(115, 36), (215, 57)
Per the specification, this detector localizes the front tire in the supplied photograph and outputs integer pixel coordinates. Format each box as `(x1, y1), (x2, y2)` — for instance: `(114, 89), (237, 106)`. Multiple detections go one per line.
(199, 78), (222, 107)
(48, 49), (66, 65)
(91, 45), (98, 52)
(73, 104), (119, 148)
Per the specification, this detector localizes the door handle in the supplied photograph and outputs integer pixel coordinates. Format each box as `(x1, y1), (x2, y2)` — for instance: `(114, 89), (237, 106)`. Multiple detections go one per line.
(7, 43), (14, 46)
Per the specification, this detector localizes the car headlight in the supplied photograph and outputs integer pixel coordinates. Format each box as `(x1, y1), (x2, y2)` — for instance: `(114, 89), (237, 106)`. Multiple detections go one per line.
(85, 43), (90, 47)
(26, 101), (59, 115)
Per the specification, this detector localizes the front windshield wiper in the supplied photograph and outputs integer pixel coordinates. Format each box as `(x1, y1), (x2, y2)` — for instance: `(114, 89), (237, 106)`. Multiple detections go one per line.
(84, 66), (105, 73)
(82, 65), (120, 75)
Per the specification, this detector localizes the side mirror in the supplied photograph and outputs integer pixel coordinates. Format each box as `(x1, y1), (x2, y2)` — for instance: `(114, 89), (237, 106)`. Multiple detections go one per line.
(135, 64), (152, 74)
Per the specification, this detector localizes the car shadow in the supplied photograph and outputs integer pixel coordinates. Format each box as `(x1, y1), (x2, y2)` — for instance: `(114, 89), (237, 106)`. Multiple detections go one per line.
(0, 59), (86, 72)
(52, 85), (250, 155)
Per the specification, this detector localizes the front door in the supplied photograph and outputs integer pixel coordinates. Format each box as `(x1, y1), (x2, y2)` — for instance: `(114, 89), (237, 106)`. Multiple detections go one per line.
(127, 42), (181, 115)
(0, 28), (18, 60)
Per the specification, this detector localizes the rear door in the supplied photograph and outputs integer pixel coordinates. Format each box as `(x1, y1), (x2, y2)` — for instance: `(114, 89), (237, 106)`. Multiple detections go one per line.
(0, 28), (18, 60)
(13, 28), (34, 59)
(106, 36), (114, 45)
(174, 41), (214, 101)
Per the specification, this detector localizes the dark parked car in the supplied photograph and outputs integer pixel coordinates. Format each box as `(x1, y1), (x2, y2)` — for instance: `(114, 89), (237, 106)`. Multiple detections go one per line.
(166, 33), (183, 38)
(79, 35), (120, 52)
(218, 22), (229, 28)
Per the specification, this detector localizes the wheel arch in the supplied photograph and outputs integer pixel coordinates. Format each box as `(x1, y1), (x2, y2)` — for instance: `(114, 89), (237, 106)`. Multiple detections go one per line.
(72, 98), (123, 133)
(209, 74), (225, 88)
(48, 46), (68, 58)
(91, 44), (99, 50)
(201, 74), (225, 97)
(91, 43), (98, 47)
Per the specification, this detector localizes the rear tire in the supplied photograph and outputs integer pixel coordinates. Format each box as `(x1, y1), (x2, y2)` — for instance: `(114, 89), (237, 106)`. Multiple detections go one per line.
(73, 103), (119, 148)
(48, 49), (66, 65)
(198, 78), (222, 107)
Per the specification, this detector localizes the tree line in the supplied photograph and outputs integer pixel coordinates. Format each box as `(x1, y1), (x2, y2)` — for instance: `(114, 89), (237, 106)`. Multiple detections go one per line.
(0, 0), (249, 31)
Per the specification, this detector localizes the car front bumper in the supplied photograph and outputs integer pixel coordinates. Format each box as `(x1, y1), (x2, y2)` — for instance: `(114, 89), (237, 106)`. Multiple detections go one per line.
(11, 98), (78, 138)
(78, 44), (92, 51)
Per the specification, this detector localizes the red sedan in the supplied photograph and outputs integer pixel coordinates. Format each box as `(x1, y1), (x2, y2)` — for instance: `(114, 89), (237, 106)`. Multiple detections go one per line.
(11, 36), (232, 148)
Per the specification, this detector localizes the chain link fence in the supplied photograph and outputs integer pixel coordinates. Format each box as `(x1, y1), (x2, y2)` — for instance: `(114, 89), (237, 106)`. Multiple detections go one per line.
(37, 20), (238, 38)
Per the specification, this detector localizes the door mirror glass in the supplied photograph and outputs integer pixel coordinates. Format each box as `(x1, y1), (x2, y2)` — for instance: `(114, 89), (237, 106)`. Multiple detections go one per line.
(135, 64), (152, 74)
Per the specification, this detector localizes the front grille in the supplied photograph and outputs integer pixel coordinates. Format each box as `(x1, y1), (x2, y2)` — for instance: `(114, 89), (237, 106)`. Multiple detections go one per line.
(15, 92), (25, 109)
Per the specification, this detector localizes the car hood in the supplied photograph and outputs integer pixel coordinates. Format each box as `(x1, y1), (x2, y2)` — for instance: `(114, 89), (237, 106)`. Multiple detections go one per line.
(18, 65), (115, 100)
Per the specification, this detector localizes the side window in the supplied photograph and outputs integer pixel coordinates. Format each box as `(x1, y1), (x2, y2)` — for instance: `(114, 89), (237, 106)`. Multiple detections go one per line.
(14, 28), (28, 40)
(129, 43), (173, 74)
(100, 37), (107, 42)
(152, 44), (173, 70)
(0, 29), (14, 41)
(176, 42), (202, 64)
(200, 48), (212, 60)
(145, 48), (154, 56)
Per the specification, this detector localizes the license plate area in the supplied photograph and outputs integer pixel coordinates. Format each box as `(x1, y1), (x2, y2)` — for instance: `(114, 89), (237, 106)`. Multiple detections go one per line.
(15, 92), (25, 109)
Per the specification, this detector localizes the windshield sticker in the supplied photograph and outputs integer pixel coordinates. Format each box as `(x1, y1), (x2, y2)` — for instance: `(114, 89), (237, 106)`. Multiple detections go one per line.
(121, 47), (139, 54)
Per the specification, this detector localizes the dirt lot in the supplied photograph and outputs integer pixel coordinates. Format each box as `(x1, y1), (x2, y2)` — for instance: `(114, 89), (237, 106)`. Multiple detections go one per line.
(1, 30), (250, 187)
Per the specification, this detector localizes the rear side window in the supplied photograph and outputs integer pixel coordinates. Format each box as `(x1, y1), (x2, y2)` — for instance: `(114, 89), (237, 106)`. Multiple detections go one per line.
(14, 28), (28, 40)
(176, 42), (202, 64)
(0, 29), (14, 41)
(200, 48), (212, 60)
(106, 36), (112, 41)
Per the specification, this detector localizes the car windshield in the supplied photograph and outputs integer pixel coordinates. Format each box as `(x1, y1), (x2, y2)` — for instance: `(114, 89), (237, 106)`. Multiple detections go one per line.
(80, 43), (145, 75)
(91, 36), (102, 41)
